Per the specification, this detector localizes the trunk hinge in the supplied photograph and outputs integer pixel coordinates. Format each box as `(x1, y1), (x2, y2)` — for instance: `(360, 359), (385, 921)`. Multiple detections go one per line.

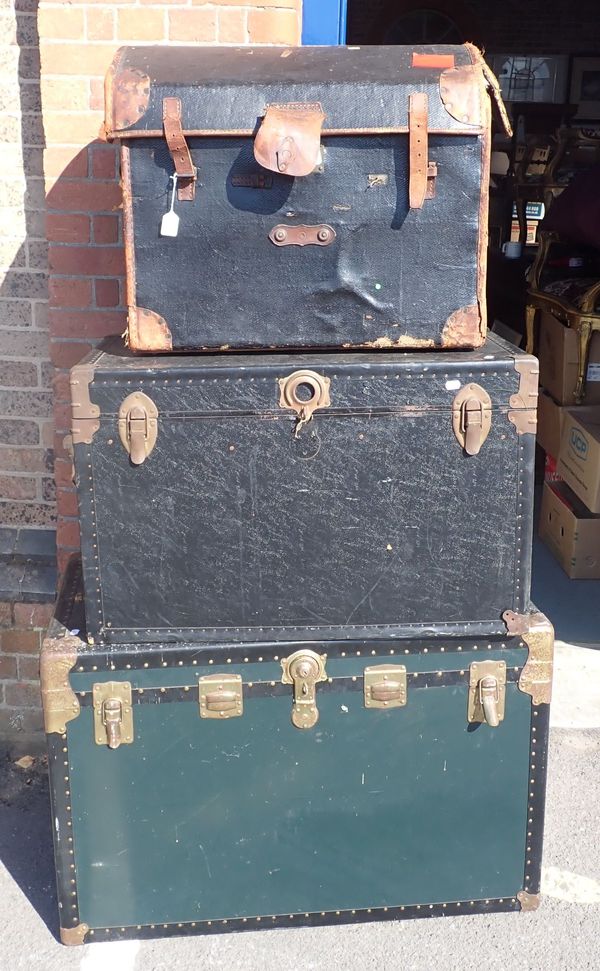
(93, 682), (134, 749)
(452, 383), (492, 455)
(162, 97), (196, 201)
(118, 391), (158, 465)
(281, 650), (327, 729)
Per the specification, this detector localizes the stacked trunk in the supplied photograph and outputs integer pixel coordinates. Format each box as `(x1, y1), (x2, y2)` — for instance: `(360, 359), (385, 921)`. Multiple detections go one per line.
(42, 44), (553, 946)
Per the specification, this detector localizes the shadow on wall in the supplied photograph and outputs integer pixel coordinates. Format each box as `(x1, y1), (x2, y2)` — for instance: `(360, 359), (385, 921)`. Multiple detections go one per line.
(0, 0), (55, 531)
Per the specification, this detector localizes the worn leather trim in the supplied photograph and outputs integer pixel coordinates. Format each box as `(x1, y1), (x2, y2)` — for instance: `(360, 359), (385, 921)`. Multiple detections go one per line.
(408, 92), (428, 209)
(163, 97), (197, 201)
(254, 103), (325, 177)
(441, 305), (484, 348)
(120, 144), (136, 334)
(128, 307), (173, 353)
(439, 63), (482, 127)
(108, 125), (485, 139)
(110, 65), (151, 132)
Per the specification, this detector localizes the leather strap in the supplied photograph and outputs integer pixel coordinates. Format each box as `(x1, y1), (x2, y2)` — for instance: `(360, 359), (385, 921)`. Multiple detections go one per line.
(408, 92), (428, 210)
(162, 97), (196, 201)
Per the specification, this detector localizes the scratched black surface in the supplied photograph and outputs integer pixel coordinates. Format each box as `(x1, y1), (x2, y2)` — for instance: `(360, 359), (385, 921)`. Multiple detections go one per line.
(75, 337), (536, 644)
(128, 133), (482, 351)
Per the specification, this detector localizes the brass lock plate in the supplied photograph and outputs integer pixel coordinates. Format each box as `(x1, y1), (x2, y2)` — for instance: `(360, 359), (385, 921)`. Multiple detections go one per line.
(467, 660), (506, 726)
(118, 391), (158, 465)
(281, 649), (327, 729)
(364, 665), (407, 709)
(278, 369), (331, 437)
(269, 224), (336, 247)
(93, 681), (133, 748)
(452, 383), (492, 455)
(199, 674), (243, 719)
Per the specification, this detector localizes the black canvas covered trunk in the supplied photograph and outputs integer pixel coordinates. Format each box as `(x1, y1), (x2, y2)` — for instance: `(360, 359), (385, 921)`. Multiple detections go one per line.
(71, 335), (537, 646)
(105, 44), (510, 353)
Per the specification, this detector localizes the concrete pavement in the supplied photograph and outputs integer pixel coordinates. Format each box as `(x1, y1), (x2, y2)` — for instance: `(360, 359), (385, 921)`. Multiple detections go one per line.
(1, 641), (599, 971)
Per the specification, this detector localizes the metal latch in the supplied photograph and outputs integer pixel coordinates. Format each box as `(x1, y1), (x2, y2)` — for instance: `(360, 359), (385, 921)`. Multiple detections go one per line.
(118, 391), (158, 465)
(93, 682), (134, 749)
(467, 661), (506, 727)
(281, 650), (327, 729)
(199, 674), (243, 719)
(452, 383), (492, 455)
(269, 224), (336, 247)
(278, 369), (331, 437)
(364, 665), (407, 709)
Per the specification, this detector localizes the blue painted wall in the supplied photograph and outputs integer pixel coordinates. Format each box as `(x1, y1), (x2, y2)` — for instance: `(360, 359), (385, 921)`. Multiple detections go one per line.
(302, 0), (347, 44)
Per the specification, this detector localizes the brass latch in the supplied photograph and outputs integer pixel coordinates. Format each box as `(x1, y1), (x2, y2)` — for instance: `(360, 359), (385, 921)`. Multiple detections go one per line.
(467, 661), (506, 727)
(199, 674), (243, 719)
(93, 682), (134, 749)
(281, 650), (327, 729)
(364, 665), (407, 709)
(278, 369), (331, 437)
(118, 391), (158, 465)
(452, 383), (492, 456)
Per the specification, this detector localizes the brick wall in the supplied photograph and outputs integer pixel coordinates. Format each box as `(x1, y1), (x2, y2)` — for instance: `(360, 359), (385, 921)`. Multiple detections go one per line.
(0, 0), (54, 530)
(0, 599), (53, 754)
(347, 0), (600, 51)
(38, 0), (301, 575)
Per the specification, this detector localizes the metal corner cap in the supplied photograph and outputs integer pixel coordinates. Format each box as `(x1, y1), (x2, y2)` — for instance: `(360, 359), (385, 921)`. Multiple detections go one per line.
(503, 610), (554, 706)
(517, 890), (541, 912)
(60, 923), (89, 946)
(40, 635), (81, 735)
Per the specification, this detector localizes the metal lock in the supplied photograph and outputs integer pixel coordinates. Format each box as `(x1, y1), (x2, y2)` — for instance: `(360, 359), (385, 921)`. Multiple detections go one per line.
(467, 660), (506, 727)
(199, 674), (243, 719)
(452, 384), (492, 456)
(278, 369), (331, 437)
(118, 391), (158, 465)
(93, 682), (134, 749)
(364, 665), (407, 709)
(281, 650), (327, 729)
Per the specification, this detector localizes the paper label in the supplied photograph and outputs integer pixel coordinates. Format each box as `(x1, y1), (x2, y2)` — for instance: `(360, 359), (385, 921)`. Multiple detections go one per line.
(586, 364), (600, 382)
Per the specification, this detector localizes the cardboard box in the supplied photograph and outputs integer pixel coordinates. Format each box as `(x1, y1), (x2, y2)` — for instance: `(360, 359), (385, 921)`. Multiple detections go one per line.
(538, 311), (600, 406)
(536, 390), (589, 464)
(539, 481), (600, 578)
(510, 219), (538, 244)
(557, 406), (600, 513)
(544, 453), (562, 483)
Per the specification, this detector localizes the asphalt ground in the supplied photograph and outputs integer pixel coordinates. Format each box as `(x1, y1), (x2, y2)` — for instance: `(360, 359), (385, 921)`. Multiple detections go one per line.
(1, 640), (599, 971)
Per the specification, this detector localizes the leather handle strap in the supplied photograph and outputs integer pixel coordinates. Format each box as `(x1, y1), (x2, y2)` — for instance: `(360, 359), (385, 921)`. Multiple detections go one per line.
(162, 97), (196, 201)
(408, 92), (428, 210)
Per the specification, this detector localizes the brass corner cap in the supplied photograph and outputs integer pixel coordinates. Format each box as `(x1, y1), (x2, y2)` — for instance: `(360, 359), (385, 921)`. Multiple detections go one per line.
(60, 922), (89, 946)
(517, 890), (540, 912)
(40, 635), (80, 735)
(504, 610), (554, 706)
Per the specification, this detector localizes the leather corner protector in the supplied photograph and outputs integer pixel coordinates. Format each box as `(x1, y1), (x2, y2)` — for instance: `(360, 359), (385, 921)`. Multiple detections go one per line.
(40, 634), (80, 735)
(110, 66), (150, 133)
(441, 305), (483, 347)
(439, 63), (482, 127)
(517, 891), (541, 912)
(508, 358), (539, 435)
(60, 923), (90, 946)
(503, 610), (554, 706)
(129, 307), (173, 353)
(70, 362), (100, 446)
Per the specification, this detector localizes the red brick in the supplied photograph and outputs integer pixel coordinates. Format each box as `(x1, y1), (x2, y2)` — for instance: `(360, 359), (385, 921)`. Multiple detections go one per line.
(42, 78), (89, 112)
(51, 371), (71, 404)
(0, 603), (13, 628)
(39, 6), (85, 39)
(218, 8), (247, 43)
(53, 457), (75, 489)
(117, 8), (165, 40)
(50, 341), (93, 369)
(17, 655), (40, 681)
(46, 180), (121, 213)
(0, 449), (52, 474)
(1, 629), (42, 654)
(53, 431), (72, 462)
(49, 245), (125, 277)
(57, 548), (79, 577)
(49, 309), (125, 339)
(46, 214), (90, 244)
(169, 8), (217, 41)
(57, 488), (79, 518)
(13, 603), (54, 628)
(44, 147), (88, 180)
(57, 518), (80, 549)
(93, 215), (119, 244)
(4, 682), (42, 708)
(86, 7), (114, 41)
(90, 78), (104, 112)
(0, 475), (37, 500)
(91, 147), (117, 180)
(52, 401), (72, 431)
(0, 655), (18, 679)
(41, 44), (114, 77)
(95, 279), (120, 308)
(43, 112), (105, 148)
(49, 277), (93, 309)
(247, 8), (299, 43)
